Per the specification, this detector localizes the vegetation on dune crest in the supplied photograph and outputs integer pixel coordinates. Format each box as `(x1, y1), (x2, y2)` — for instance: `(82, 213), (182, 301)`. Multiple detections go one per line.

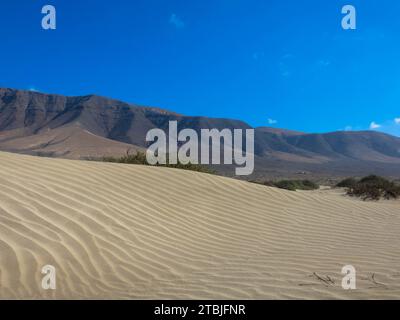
(337, 175), (400, 200)
(272, 179), (319, 191)
(99, 151), (400, 200)
(252, 179), (319, 191)
(101, 151), (215, 174)
(335, 177), (358, 188)
(102, 151), (148, 165)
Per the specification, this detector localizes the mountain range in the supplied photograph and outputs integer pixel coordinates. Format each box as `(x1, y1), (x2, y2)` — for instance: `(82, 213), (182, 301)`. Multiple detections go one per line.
(1, 88), (400, 180)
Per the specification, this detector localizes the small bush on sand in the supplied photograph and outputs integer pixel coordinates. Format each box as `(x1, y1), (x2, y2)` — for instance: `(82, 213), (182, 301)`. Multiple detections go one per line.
(262, 181), (276, 188)
(250, 179), (319, 191)
(344, 175), (400, 200)
(102, 151), (147, 165)
(273, 179), (319, 191)
(336, 177), (358, 188)
(102, 151), (215, 174)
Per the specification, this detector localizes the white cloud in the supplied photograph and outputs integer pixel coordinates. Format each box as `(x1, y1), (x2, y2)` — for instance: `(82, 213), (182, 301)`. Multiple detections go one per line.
(316, 59), (331, 67)
(281, 53), (294, 60)
(252, 52), (264, 61)
(169, 14), (184, 29)
(281, 71), (290, 77)
(267, 118), (278, 125)
(344, 117), (400, 136)
(279, 53), (295, 78)
(369, 121), (381, 129)
(344, 125), (353, 131)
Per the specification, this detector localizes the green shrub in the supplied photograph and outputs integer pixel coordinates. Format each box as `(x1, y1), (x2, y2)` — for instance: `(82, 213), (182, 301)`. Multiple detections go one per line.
(273, 180), (297, 191)
(272, 179), (319, 191)
(262, 181), (276, 188)
(346, 175), (400, 200)
(101, 151), (214, 174)
(336, 177), (357, 188)
(359, 175), (388, 185)
(249, 179), (319, 191)
(300, 180), (319, 190)
(102, 152), (147, 165)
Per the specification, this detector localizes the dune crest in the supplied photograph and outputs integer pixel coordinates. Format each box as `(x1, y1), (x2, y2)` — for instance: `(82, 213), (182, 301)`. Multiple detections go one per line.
(0, 151), (399, 299)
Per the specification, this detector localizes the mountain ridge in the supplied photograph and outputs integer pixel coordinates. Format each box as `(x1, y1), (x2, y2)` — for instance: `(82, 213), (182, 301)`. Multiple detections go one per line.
(1, 88), (400, 179)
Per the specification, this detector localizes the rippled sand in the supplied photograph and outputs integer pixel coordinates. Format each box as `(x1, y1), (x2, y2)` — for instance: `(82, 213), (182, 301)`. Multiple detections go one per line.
(0, 151), (399, 299)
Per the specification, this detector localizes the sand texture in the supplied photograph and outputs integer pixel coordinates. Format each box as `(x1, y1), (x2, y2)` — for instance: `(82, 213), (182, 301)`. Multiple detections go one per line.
(0, 151), (399, 299)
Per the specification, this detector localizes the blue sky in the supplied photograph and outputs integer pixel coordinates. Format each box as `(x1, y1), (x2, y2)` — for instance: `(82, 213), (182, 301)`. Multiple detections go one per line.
(1, 0), (400, 135)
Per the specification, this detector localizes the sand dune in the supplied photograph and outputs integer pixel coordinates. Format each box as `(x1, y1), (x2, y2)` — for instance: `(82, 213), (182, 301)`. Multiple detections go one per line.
(0, 151), (399, 299)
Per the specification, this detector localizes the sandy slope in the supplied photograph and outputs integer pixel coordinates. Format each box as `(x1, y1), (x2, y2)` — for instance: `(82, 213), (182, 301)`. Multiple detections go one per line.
(0, 151), (399, 299)
(0, 125), (140, 159)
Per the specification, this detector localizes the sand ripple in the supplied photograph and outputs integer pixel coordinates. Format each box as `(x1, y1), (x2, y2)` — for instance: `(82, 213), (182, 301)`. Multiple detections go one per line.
(0, 152), (399, 299)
